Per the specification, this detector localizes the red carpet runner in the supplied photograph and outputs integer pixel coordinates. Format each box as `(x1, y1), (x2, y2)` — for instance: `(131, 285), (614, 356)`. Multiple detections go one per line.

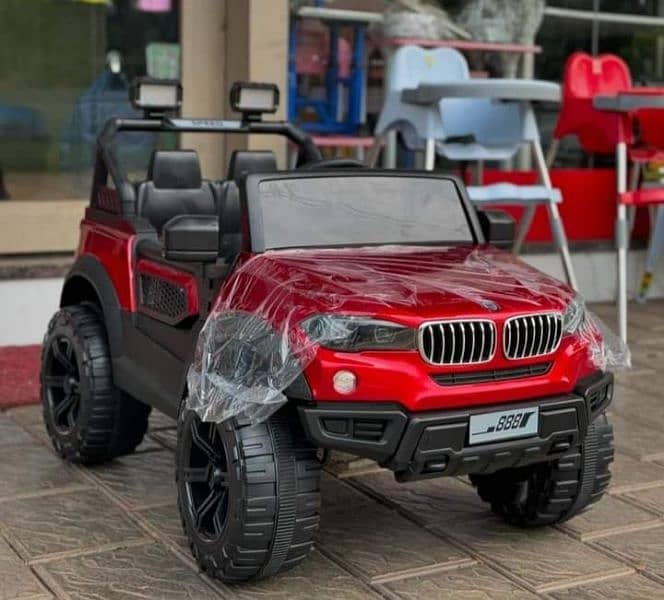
(0, 345), (41, 409)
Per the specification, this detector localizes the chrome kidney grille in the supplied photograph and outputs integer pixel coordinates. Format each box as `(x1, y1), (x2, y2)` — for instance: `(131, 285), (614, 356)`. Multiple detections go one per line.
(419, 320), (496, 365)
(503, 313), (563, 360)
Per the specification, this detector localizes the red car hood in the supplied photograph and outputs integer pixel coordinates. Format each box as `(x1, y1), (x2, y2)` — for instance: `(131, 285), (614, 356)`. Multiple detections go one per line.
(221, 246), (574, 327)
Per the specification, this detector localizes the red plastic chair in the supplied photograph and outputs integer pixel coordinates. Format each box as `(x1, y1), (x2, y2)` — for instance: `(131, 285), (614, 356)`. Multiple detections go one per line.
(549, 52), (664, 328)
(547, 51), (633, 164)
(620, 105), (664, 302)
(548, 52), (664, 183)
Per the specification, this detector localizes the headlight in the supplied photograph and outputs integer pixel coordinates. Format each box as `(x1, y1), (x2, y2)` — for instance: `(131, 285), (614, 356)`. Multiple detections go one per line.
(562, 295), (586, 334)
(301, 315), (416, 352)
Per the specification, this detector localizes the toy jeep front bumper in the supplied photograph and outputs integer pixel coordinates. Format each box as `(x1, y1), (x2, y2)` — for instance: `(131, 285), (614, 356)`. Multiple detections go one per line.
(298, 371), (613, 481)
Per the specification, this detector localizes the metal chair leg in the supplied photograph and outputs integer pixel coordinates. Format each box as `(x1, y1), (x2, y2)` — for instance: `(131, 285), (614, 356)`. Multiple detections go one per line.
(637, 205), (664, 303)
(627, 163), (641, 240)
(545, 138), (560, 169)
(366, 133), (387, 168)
(615, 142), (629, 343)
(424, 138), (436, 171)
(512, 205), (536, 256)
(475, 160), (484, 185)
(547, 202), (578, 291)
(627, 206), (637, 238)
(532, 139), (578, 290)
(384, 130), (397, 169)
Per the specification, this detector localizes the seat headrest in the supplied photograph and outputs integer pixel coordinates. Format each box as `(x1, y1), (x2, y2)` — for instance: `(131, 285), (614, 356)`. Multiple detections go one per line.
(227, 150), (277, 183)
(148, 150), (202, 189)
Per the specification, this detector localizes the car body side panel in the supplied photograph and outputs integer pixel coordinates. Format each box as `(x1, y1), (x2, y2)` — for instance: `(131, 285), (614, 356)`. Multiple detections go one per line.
(61, 254), (124, 358)
(78, 218), (136, 311)
(67, 219), (191, 416)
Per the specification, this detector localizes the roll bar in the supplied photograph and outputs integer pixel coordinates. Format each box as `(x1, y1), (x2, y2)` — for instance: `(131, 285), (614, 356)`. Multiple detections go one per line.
(98, 116), (321, 163)
(93, 115), (323, 218)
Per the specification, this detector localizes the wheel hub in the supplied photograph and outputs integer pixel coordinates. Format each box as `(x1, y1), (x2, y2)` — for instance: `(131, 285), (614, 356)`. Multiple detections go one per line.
(45, 337), (81, 433)
(185, 419), (230, 541)
(63, 376), (77, 395)
(210, 467), (226, 488)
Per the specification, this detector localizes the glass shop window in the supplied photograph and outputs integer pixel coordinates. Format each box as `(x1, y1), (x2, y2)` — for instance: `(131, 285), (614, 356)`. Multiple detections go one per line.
(0, 0), (179, 202)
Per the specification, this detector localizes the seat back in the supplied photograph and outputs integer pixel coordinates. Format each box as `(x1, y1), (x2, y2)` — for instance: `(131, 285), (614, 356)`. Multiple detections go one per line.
(217, 181), (243, 259)
(375, 46), (469, 147)
(553, 52), (633, 154)
(385, 45), (469, 93)
(564, 52), (631, 99)
(227, 150), (277, 183)
(137, 150), (216, 232)
(217, 150), (277, 259)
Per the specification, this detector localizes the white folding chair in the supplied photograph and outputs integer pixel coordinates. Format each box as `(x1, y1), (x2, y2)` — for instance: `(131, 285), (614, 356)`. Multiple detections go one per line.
(371, 45), (577, 289)
(370, 46), (470, 167)
(436, 85), (577, 289)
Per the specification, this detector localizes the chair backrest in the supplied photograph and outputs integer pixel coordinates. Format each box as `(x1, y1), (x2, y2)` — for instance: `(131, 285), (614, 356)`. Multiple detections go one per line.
(385, 45), (470, 93)
(553, 52), (633, 154)
(137, 150), (216, 233)
(375, 46), (470, 147)
(563, 52), (631, 99)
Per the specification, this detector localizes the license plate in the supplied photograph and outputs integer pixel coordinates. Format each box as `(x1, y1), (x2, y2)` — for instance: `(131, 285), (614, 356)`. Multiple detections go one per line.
(469, 406), (539, 445)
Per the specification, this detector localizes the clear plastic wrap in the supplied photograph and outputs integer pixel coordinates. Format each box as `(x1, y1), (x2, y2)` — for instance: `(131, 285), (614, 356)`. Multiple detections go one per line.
(186, 246), (630, 424)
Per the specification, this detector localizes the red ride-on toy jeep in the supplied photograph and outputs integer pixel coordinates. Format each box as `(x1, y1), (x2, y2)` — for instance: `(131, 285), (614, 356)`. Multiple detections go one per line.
(41, 79), (621, 582)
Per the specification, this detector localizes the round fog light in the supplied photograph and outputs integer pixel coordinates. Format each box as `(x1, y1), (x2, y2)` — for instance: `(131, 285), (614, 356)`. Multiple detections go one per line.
(333, 370), (357, 395)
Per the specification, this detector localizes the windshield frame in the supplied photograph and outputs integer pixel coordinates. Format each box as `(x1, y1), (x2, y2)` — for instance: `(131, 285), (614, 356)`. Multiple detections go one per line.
(243, 170), (483, 252)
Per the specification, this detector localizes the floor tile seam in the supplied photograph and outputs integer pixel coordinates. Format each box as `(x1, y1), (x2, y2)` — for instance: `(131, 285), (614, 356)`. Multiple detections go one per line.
(369, 557), (478, 585)
(0, 483), (93, 504)
(585, 536), (664, 584)
(566, 518), (664, 542)
(26, 537), (155, 565)
(340, 475), (538, 595)
(533, 567), (636, 594)
(609, 492), (664, 518)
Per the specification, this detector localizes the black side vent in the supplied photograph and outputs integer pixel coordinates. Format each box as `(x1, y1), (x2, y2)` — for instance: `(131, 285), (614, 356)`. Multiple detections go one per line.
(587, 384), (612, 413)
(432, 363), (552, 386)
(353, 419), (387, 442)
(587, 389), (603, 412)
(139, 274), (188, 323)
(575, 373), (614, 416)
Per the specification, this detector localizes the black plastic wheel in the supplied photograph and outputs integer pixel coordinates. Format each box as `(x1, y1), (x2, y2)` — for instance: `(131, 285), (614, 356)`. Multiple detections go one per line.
(176, 406), (321, 582)
(470, 414), (614, 527)
(41, 304), (151, 464)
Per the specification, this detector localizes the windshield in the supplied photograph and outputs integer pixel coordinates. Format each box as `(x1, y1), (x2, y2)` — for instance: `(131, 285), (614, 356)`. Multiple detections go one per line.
(254, 176), (474, 250)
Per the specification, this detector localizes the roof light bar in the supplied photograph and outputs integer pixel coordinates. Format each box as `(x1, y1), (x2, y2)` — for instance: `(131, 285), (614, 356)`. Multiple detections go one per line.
(230, 82), (279, 121)
(130, 78), (182, 116)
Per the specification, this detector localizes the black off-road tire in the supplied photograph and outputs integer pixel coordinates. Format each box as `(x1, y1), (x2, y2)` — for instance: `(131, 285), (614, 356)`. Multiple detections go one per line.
(176, 405), (321, 582)
(40, 304), (151, 464)
(470, 414), (614, 527)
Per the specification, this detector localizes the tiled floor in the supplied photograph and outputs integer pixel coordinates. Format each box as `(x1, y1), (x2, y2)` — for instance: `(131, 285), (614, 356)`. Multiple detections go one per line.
(2, 302), (664, 599)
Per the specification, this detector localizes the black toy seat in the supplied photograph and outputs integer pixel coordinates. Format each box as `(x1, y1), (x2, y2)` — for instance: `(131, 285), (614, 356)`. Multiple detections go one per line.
(218, 150), (277, 258)
(227, 150), (277, 183)
(137, 150), (216, 233)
